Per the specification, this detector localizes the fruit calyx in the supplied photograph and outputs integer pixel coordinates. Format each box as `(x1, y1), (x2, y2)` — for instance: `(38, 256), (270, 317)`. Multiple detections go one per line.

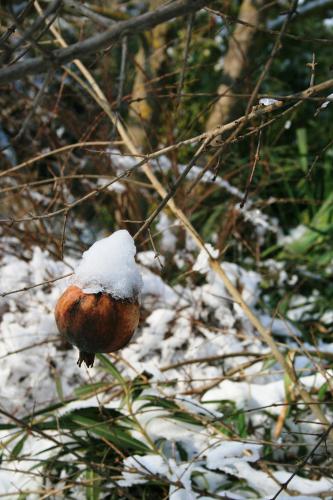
(77, 351), (95, 368)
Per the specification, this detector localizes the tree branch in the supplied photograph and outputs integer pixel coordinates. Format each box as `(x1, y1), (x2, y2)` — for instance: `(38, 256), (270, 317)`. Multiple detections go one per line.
(0, 0), (209, 84)
(269, 0), (333, 30)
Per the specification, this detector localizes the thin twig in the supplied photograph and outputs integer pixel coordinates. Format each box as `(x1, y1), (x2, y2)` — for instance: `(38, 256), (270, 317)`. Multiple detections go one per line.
(240, 125), (262, 208)
(0, 174), (151, 195)
(161, 351), (267, 372)
(175, 12), (194, 110)
(60, 211), (68, 261)
(9, 0), (62, 53)
(147, 228), (164, 269)
(0, 0), (209, 84)
(63, 0), (111, 27)
(2, 79), (333, 180)
(15, 69), (54, 140)
(270, 422), (333, 500)
(0, 272), (72, 298)
(133, 135), (211, 240)
(0, 141), (123, 179)
(117, 36), (128, 111)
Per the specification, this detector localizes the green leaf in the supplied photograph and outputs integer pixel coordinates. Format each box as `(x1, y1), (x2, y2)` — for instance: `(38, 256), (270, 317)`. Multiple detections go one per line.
(129, 373), (152, 400)
(236, 413), (247, 438)
(75, 383), (110, 398)
(10, 434), (27, 460)
(96, 354), (125, 385)
(318, 382), (328, 401)
(85, 469), (101, 500)
(171, 411), (202, 426)
(0, 423), (17, 430)
(23, 401), (72, 419)
(138, 396), (179, 410)
(30, 407), (126, 434)
(71, 416), (150, 453)
(54, 373), (64, 402)
(296, 128), (308, 172)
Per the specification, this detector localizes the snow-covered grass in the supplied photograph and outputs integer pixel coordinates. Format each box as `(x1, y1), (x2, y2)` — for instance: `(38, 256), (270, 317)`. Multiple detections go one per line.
(1, 225), (333, 500)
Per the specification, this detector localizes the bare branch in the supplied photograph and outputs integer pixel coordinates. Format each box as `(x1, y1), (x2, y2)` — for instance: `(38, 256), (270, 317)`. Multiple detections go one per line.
(0, 0), (209, 84)
(175, 12), (194, 109)
(10, 0), (62, 53)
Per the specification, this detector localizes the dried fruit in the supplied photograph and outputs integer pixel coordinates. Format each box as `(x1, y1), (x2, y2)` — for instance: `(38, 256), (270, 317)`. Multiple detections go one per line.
(54, 230), (142, 367)
(55, 285), (140, 367)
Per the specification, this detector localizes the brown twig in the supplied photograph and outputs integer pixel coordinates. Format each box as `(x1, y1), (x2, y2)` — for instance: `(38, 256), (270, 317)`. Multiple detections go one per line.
(175, 12), (194, 110)
(240, 125), (262, 208)
(161, 351), (266, 372)
(270, 422), (333, 500)
(0, 0), (210, 84)
(0, 272), (72, 298)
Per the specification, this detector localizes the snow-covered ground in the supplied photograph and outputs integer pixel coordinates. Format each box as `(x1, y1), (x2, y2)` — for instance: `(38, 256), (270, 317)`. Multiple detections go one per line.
(1, 225), (332, 499)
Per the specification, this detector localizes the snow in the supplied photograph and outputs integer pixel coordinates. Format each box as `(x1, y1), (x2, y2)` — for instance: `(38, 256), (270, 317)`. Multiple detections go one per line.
(259, 313), (301, 338)
(137, 250), (165, 269)
(72, 229), (143, 299)
(118, 455), (202, 500)
(156, 213), (177, 252)
(202, 373), (329, 416)
(278, 224), (307, 245)
(320, 92), (333, 109)
(193, 244), (218, 273)
(324, 17), (333, 28)
(116, 440), (333, 499)
(140, 267), (179, 306)
(218, 461), (333, 497)
(1, 229), (333, 498)
(97, 176), (126, 193)
(108, 148), (278, 236)
(205, 441), (262, 468)
(118, 454), (168, 486)
(259, 98), (280, 106)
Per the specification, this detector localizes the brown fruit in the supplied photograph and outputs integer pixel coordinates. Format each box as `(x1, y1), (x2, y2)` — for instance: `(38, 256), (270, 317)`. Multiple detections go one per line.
(55, 285), (140, 367)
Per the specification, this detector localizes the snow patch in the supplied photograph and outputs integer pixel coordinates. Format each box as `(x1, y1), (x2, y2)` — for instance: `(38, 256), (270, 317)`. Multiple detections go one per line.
(72, 230), (143, 299)
(259, 98), (280, 106)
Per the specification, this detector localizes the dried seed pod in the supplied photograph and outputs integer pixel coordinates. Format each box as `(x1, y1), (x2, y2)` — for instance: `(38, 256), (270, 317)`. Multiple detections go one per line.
(55, 285), (140, 367)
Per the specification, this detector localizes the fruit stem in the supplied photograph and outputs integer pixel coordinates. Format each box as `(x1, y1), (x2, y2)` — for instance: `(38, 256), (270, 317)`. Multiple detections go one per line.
(77, 351), (95, 368)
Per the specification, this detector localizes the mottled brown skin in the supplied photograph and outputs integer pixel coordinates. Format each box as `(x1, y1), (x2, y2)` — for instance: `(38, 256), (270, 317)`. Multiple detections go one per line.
(55, 285), (139, 367)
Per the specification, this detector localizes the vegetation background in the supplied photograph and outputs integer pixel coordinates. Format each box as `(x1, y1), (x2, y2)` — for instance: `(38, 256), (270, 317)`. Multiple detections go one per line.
(1, 0), (333, 498)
